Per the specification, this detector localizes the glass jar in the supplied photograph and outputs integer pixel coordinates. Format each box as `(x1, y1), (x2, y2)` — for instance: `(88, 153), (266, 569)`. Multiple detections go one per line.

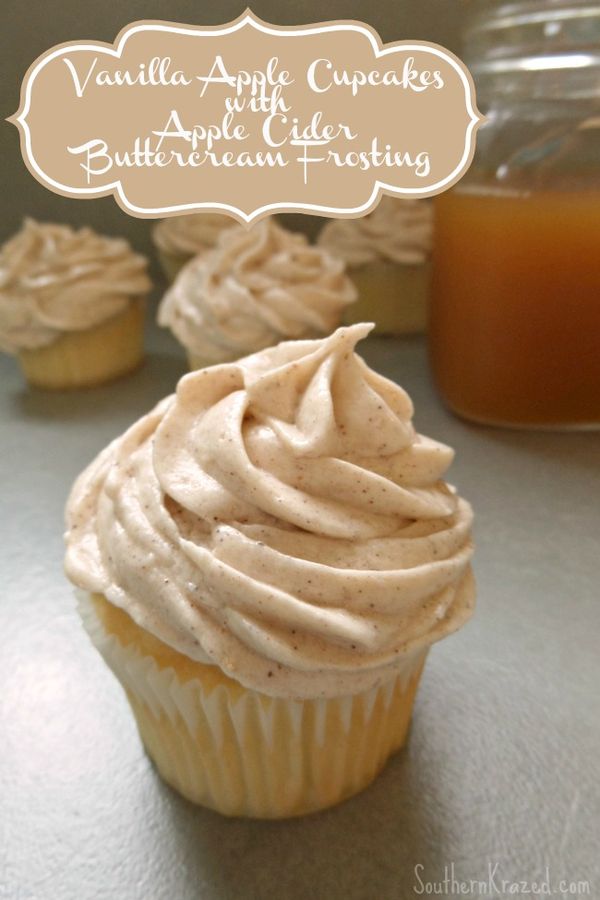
(429, 1), (600, 428)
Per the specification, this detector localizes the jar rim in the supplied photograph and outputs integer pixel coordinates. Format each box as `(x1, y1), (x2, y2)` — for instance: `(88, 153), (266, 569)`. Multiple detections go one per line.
(464, 1), (600, 36)
(471, 51), (600, 74)
(463, 1), (600, 98)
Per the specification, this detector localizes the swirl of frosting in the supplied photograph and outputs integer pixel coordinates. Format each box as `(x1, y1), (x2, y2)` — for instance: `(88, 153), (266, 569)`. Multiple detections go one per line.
(152, 213), (234, 258)
(318, 196), (433, 267)
(0, 219), (151, 354)
(65, 324), (475, 699)
(158, 219), (357, 363)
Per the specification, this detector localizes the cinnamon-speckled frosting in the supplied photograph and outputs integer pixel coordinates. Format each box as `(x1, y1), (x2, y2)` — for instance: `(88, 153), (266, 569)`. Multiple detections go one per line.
(318, 197), (433, 267)
(0, 219), (151, 354)
(65, 324), (475, 699)
(152, 213), (234, 259)
(158, 219), (357, 363)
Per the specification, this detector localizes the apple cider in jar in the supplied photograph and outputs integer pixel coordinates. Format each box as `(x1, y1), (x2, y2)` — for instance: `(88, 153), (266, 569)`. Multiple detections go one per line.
(431, 188), (600, 427)
(430, 0), (600, 429)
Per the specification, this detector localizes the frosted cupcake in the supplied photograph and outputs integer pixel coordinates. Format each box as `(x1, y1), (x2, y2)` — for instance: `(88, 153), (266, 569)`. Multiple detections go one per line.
(152, 213), (234, 282)
(64, 322), (475, 819)
(0, 219), (151, 390)
(158, 219), (357, 369)
(318, 197), (433, 334)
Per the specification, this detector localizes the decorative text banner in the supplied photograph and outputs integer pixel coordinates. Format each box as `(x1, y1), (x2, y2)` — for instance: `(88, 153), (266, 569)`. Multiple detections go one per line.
(9, 11), (484, 221)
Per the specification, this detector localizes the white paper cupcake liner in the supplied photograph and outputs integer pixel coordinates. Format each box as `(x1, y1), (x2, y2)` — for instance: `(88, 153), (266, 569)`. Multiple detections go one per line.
(77, 591), (427, 818)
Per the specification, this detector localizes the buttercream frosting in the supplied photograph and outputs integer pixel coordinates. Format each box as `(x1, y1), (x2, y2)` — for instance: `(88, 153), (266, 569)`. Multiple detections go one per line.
(0, 219), (151, 354)
(152, 213), (234, 259)
(318, 196), (433, 267)
(158, 219), (357, 363)
(65, 323), (475, 699)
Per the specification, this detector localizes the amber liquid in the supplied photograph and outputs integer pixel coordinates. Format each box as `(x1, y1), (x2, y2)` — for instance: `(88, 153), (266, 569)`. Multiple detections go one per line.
(430, 190), (600, 427)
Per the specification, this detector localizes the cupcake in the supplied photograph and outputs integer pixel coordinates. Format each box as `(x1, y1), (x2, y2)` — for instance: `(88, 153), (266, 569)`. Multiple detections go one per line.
(0, 219), (151, 390)
(318, 197), (433, 334)
(64, 323), (475, 819)
(158, 219), (357, 370)
(152, 214), (234, 282)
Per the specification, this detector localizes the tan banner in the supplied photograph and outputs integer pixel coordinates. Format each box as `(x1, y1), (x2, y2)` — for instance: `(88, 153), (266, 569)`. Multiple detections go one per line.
(9, 11), (484, 222)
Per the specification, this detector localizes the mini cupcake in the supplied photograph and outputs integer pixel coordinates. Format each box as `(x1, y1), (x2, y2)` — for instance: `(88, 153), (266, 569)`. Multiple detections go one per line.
(318, 197), (433, 334)
(64, 323), (475, 819)
(152, 214), (234, 282)
(0, 219), (151, 390)
(158, 219), (357, 369)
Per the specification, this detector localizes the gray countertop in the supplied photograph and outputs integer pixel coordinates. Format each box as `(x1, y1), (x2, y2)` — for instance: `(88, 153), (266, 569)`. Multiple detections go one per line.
(1, 319), (599, 900)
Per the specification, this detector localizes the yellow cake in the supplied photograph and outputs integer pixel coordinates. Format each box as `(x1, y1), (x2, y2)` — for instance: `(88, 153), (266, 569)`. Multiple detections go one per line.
(318, 197), (433, 335)
(347, 261), (431, 334)
(81, 591), (427, 818)
(19, 297), (145, 390)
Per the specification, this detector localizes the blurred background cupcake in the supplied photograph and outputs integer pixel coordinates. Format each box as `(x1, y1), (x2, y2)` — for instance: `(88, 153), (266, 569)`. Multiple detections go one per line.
(158, 217), (357, 369)
(152, 213), (235, 283)
(318, 197), (433, 335)
(0, 219), (151, 390)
